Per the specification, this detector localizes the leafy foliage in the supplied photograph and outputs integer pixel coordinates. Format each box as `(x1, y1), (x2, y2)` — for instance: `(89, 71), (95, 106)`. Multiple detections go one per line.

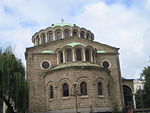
(135, 89), (144, 109)
(141, 66), (150, 108)
(0, 47), (29, 113)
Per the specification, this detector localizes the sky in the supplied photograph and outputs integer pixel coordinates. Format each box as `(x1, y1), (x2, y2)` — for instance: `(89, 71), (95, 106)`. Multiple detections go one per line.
(0, 0), (150, 79)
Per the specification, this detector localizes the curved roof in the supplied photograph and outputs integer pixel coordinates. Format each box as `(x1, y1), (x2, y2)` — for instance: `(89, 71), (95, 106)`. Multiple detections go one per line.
(51, 22), (75, 28)
(65, 42), (86, 47)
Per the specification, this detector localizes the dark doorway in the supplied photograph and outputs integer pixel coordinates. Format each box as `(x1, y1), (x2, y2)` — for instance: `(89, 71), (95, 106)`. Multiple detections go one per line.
(123, 85), (134, 108)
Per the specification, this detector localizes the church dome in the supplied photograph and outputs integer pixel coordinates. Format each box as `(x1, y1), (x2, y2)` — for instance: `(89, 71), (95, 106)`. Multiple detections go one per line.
(31, 22), (94, 46)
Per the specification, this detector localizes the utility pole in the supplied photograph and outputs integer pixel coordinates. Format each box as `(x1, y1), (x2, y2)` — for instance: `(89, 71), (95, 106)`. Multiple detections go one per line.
(72, 82), (80, 113)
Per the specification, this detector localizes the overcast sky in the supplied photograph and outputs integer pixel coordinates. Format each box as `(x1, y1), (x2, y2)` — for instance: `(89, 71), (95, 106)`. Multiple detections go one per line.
(0, 0), (150, 79)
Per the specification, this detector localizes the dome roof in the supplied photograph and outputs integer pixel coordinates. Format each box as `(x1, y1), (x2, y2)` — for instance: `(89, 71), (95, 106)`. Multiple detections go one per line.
(51, 22), (75, 28)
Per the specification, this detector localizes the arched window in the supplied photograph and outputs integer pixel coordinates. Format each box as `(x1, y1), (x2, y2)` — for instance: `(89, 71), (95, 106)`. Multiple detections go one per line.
(98, 82), (103, 95)
(66, 49), (72, 62)
(59, 52), (63, 63)
(49, 86), (54, 99)
(73, 30), (78, 36)
(56, 30), (61, 40)
(64, 30), (70, 38)
(92, 52), (95, 62)
(76, 48), (82, 61)
(86, 33), (90, 39)
(80, 31), (85, 38)
(41, 34), (46, 44)
(36, 37), (40, 45)
(85, 49), (90, 61)
(48, 32), (53, 42)
(80, 82), (87, 95)
(62, 83), (69, 97)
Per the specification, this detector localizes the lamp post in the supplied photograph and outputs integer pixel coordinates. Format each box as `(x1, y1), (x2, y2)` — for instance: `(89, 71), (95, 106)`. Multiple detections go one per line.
(71, 82), (80, 113)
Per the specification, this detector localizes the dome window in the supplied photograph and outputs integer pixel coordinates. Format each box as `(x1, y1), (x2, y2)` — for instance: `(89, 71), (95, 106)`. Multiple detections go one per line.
(56, 30), (61, 40)
(48, 32), (53, 42)
(85, 49), (90, 61)
(80, 31), (85, 38)
(66, 49), (72, 62)
(76, 48), (82, 61)
(41, 34), (46, 44)
(59, 52), (63, 63)
(64, 30), (70, 38)
(73, 30), (78, 37)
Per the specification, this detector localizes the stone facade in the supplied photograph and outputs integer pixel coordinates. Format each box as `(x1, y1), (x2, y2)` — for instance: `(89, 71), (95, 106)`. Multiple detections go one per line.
(25, 22), (124, 113)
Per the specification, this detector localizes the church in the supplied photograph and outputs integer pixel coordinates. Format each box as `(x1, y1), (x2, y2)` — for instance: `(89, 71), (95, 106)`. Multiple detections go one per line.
(25, 22), (134, 113)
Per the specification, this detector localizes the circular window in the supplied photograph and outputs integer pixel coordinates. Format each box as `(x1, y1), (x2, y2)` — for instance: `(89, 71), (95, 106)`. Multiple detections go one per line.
(101, 60), (110, 68)
(41, 60), (51, 70)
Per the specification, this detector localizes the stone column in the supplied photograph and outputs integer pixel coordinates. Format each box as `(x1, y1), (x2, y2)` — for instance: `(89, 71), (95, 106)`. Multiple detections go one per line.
(53, 30), (56, 41)
(70, 28), (73, 37)
(82, 48), (86, 61)
(91, 51), (94, 62)
(63, 50), (66, 63)
(57, 52), (59, 65)
(45, 32), (48, 43)
(61, 28), (64, 39)
(72, 49), (75, 61)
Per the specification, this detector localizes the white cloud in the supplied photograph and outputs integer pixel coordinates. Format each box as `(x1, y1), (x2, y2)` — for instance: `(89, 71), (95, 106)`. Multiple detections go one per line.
(0, 0), (150, 79)
(74, 1), (150, 78)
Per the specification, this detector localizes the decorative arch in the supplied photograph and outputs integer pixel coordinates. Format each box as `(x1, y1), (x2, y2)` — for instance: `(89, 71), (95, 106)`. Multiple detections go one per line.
(75, 48), (82, 61)
(57, 78), (71, 97)
(41, 33), (46, 44)
(72, 29), (78, 37)
(80, 81), (87, 95)
(64, 29), (70, 38)
(36, 36), (40, 45)
(66, 48), (72, 62)
(85, 48), (90, 61)
(55, 29), (62, 40)
(47, 31), (53, 42)
(80, 31), (85, 38)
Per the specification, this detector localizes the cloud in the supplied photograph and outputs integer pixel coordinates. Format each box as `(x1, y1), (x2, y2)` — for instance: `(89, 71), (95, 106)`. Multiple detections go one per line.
(0, 0), (150, 79)
(74, 1), (150, 78)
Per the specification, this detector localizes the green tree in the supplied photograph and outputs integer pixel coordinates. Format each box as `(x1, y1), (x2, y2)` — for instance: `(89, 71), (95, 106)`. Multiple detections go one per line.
(141, 66), (150, 108)
(0, 47), (29, 113)
(135, 89), (144, 109)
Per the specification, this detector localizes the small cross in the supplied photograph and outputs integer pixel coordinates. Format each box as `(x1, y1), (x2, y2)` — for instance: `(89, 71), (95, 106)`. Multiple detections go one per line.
(61, 19), (64, 24)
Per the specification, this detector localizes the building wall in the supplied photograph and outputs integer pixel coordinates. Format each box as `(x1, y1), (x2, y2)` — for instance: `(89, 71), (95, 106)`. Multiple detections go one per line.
(26, 30), (123, 113)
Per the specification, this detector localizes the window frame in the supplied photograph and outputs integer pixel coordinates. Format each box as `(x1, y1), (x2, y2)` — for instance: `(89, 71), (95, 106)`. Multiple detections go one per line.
(80, 81), (87, 96)
(62, 83), (69, 97)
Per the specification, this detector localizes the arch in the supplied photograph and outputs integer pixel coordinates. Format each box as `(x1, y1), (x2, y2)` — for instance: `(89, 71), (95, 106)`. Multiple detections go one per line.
(41, 33), (46, 44)
(98, 82), (103, 95)
(59, 51), (63, 63)
(86, 33), (90, 39)
(66, 48), (72, 62)
(80, 81), (87, 95)
(75, 48), (82, 61)
(49, 85), (54, 99)
(55, 30), (62, 40)
(123, 85), (134, 107)
(62, 83), (69, 97)
(72, 29), (78, 37)
(80, 31), (85, 38)
(64, 29), (70, 38)
(47, 31), (53, 42)
(85, 48), (90, 61)
(36, 36), (40, 45)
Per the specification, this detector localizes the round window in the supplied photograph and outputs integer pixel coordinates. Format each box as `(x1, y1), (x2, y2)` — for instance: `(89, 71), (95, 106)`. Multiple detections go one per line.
(102, 60), (110, 68)
(41, 60), (51, 70)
